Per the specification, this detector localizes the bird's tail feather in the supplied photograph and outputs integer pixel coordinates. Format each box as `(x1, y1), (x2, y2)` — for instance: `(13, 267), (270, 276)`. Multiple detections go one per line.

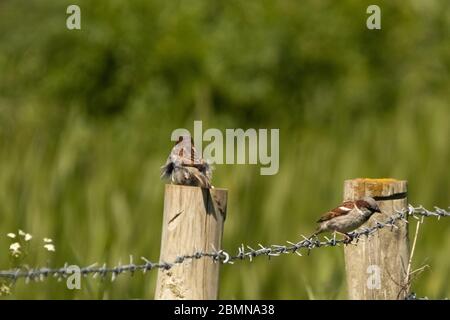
(192, 171), (211, 188)
(308, 227), (322, 240)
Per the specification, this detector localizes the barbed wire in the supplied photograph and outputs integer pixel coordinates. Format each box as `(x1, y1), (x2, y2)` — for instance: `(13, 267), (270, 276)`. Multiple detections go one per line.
(0, 204), (448, 283)
(405, 292), (449, 300)
(405, 293), (429, 300)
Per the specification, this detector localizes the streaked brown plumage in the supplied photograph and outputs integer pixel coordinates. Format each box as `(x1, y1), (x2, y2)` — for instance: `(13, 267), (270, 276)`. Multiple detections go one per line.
(161, 135), (212, 188)
(310, 197), (381, 239)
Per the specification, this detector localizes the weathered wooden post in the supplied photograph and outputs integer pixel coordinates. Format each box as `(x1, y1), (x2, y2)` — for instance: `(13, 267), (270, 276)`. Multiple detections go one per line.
(155, 184), (227, 300)
(344, 178), (409, 300)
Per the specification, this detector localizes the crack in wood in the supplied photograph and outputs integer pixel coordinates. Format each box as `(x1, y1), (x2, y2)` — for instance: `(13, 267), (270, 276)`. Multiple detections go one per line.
(168, 210), (184, 224)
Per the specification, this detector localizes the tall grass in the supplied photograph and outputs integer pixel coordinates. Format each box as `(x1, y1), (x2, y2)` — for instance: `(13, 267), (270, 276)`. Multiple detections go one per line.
(0, 0), (449, 299)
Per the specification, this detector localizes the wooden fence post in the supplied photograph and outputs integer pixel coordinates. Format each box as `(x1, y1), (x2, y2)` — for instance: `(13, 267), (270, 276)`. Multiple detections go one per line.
(155, 184), (227, 300)
(344, 178), (409, 300)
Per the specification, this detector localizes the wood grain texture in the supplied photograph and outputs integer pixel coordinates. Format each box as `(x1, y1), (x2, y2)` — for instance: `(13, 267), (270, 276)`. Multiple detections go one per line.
(155, 184), (227, 300)
(344, 178), (409, 300)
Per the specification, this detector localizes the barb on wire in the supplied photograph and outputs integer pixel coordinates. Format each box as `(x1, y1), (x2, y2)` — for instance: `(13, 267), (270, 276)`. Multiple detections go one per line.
(405, 292), (429, 300)
(0, 205), (448, 283)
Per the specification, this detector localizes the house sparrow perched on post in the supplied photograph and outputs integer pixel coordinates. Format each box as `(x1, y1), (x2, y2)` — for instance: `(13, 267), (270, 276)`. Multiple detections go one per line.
(161, 135), (213, 188)
(310, 196), (381, 240)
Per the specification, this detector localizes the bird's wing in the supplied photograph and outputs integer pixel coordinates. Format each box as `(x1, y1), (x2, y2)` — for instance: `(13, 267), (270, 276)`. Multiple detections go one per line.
(317, 201), (355, 222)
(188, 167), (211, 188)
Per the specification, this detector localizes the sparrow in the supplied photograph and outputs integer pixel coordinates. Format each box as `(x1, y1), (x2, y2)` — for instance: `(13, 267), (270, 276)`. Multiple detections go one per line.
(310, 196), (381, 240)
(160, 135), (213, 188)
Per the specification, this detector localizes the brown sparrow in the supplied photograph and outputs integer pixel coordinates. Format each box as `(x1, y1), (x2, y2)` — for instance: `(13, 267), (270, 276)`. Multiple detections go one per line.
(161, 135), (213, 188)
(310, 196), (381, 240)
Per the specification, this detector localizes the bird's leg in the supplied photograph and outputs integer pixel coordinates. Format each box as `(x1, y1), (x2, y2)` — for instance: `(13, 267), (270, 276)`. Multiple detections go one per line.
(334, 231), (352, 243)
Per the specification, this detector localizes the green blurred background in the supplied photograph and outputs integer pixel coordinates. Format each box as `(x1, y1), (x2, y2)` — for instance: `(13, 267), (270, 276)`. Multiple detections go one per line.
(0, 0), (449, 299)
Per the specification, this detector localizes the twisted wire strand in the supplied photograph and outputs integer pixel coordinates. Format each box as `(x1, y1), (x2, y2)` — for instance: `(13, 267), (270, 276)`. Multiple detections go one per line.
(0, 205), (448, 283)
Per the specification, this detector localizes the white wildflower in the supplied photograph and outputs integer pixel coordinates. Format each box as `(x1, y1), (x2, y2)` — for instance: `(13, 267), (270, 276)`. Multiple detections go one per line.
(43, 238), (53, 243)
(18, 230), (26, 236)
(0, 284), (11, 296)
(9, 242), (21, 257)
(24, 233), (32, 241)
(7, 233), (16, 239)
(10, 242), (21, 251)
(44, 244), (55, 252)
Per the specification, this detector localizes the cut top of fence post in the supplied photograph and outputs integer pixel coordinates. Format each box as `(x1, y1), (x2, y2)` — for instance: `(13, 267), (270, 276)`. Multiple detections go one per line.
(343, 178), (409, 300)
